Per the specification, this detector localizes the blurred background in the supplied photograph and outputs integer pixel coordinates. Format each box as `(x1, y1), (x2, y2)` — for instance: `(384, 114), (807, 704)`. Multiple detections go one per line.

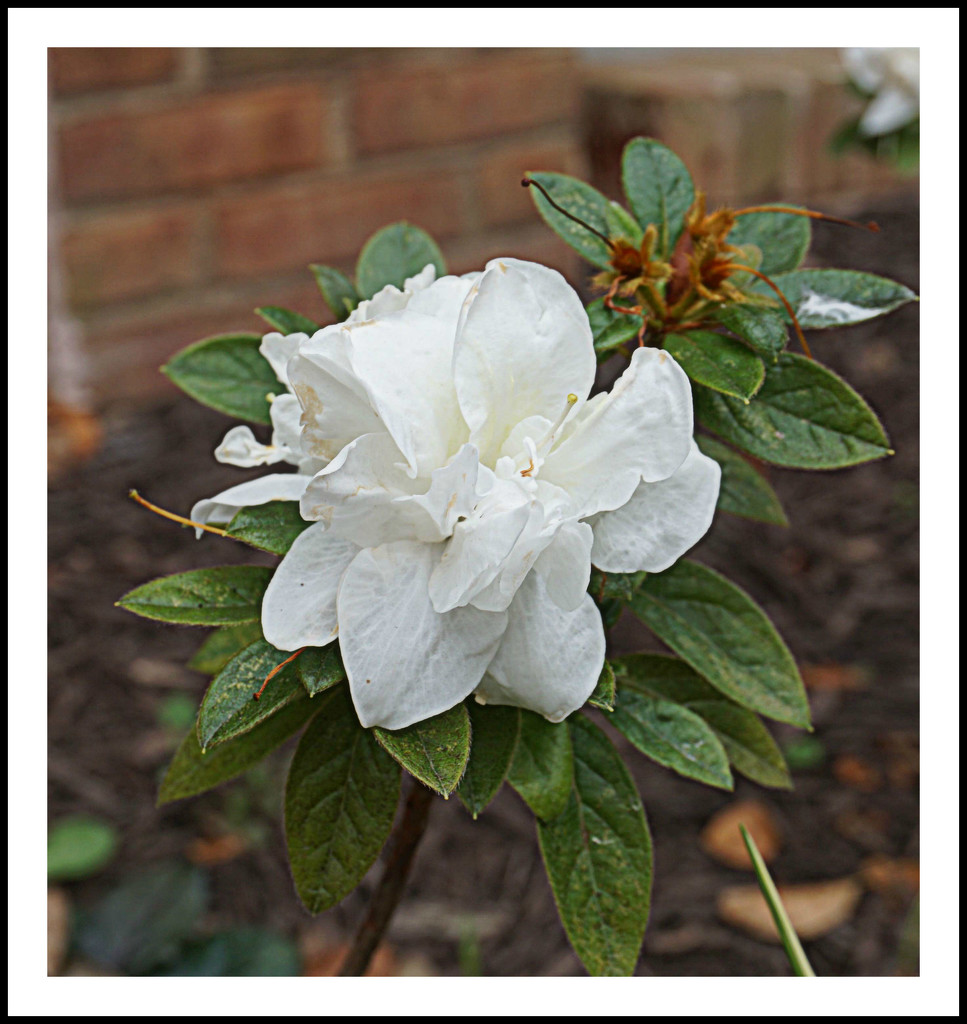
(48, 47), (918, 977)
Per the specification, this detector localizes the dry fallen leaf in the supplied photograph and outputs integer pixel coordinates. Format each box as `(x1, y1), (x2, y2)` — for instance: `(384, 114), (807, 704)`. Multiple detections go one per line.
(700, 799), (782, 870)
(801, 662), (871, 692)
(47, 888), (70, 976)
(302, 943), (399, 977)
(718, 877), (863, 943)
(860, 855), (920, 897)
(833, 754), (882, 792)
(185, 832), (247, 866)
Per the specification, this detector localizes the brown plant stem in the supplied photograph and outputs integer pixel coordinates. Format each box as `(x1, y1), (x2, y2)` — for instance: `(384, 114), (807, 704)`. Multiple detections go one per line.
(337, 777), (434, 976)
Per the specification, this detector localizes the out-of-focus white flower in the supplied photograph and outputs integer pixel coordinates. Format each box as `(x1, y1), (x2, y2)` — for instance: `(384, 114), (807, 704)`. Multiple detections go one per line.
(843, 47), (920, 137)
(191, 266), (441, 529)
(260, 258), (720, 731)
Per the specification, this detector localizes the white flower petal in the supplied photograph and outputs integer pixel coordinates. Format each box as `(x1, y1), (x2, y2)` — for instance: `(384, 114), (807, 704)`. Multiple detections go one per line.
(406, 272), (479, 325)
(542, 346), (693, 517)
(190, 473), (311, 534)
(589, 441), (721, 573)
(289, 327), (386, 461)
(337, 541), (508, 730)
(341, 309), (467, 478)
(404, 263), (438, 292)
(260, 332), (308, 388)
(300, 432), (431, 548)
(453, 258), (595, 464)
(428, 480), (533, 613)
(858, 85), (919, 137)
(534, 520), (594, 612)
(214, 425), (287, 468)
(477, 572), (605, 722)
(261, 523), (359, 651)
(398, 442), (481, 542)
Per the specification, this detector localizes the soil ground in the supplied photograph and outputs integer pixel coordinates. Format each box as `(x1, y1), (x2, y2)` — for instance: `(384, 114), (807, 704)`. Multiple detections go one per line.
(48, 197), (919, 976)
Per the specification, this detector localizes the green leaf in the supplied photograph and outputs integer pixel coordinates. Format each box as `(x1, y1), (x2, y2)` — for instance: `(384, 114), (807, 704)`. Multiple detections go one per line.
(755, 268), (916, 329)
(605, 200), (643, 246)
(696, 435), (788, 526)
(506, 709), (574, 820)
(612, 653), (791, 790)
(456, 704), (520, 819)
(227, 501), (311, 556)
(610, 689), (733, 789)
(537, 716), (652, 977)
(621, 137), (695, 257)
(374, 703), (471, 796)
(525, 171), (615, 269)
(728, 208), (811, 275)
(664, 330), (765, 401)
(630, 560), (810, 727)
(586, 298), (643, 360)
(712, 303), (789, 359)
(188, 622), (264, 675)
(75, 862), (209, 974)
(117, 566), (273, 626)
(196, 639), (305, 749)
(159, 697), (317, 804)
(588, 662), (616, 712)
(695, 352), (892, 469)
(47, 816), (119, 882)
(162, 333), (278, 425)
(741, 825), (816, 977)
(157, 928), (301, 977)
(355, 221), (446, 299)
(588, 570), (647, 604)
(310, 263), (360, 321)
(296, 644), (345, 697)
(285, 688), (401, 913)
(255, 305), (319, 335)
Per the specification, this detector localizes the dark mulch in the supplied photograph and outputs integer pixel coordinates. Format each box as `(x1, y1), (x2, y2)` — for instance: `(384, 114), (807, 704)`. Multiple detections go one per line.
(48, 197), (919, 977)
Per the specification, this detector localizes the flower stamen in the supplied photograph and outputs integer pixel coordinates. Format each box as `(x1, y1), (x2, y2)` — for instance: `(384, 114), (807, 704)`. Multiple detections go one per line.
(128, 489), (228, 537)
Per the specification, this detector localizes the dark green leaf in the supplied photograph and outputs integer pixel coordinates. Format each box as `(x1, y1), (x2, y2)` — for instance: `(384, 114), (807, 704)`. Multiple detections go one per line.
(162, 333), (278, 425)
(227, 501), (311, 556)
(255, 305), (319, 335)
(713, 303), (789, 358)
(75, 862), (208, 973)
(188, 622), (264, 675)
(586, 298), (643, 360)
(621, 137), (694, 257)
(525, 171), (615, 269)
(695, 352), (892, 469)
(728, 208), (810, 275)
(631, 560), (810, 727)
(285, 688), (401, 913)
(755, 268), (916, 329)
(612, 653), (791, 790)
(588, 570), (647, 604)
(610, 689), (732, 789)
(537, 716), (652, 977)
(157, 928), (300, 977)
(604, 200), (643, 245)
(664, 330), (765, 401)
(588, 662), (616, 712)
(696, 435), (788, 526)
(197, 640), (304, 749)
(296, 644), (345, 697)
(310, 263), (360, 321)
(355, 221), (446, 299)
(117, 566), (273, 626)
(374, 703), (471, 796)
(506, 709), (574, 820)
(159, 697), (317, 804)
(457, 703), (520, 819)
(47, 816), (119, 882)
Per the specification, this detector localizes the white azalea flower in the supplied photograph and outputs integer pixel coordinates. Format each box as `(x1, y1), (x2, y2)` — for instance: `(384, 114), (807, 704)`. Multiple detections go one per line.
(843, 47), (919, 137)
(260, 257), (721, 731)
(191, 265), (443, 530)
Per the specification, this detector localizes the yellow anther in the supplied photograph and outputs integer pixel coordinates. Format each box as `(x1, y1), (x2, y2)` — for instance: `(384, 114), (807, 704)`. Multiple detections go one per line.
(567, 393), (578, 404)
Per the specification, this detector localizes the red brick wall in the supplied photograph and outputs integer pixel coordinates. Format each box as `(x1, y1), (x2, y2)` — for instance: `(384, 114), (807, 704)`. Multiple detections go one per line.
(50, 48), (585, 408)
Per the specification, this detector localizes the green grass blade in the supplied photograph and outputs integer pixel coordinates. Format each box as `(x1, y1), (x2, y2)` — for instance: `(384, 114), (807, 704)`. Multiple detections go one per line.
(739, 824), (816, 977)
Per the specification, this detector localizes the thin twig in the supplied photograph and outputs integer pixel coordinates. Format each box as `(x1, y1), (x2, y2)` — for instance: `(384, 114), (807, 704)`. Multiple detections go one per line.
(337, 778), (434, 976)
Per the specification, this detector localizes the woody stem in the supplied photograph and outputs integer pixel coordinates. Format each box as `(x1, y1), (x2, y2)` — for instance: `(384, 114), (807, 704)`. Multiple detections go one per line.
(337, 777), (434, 976)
